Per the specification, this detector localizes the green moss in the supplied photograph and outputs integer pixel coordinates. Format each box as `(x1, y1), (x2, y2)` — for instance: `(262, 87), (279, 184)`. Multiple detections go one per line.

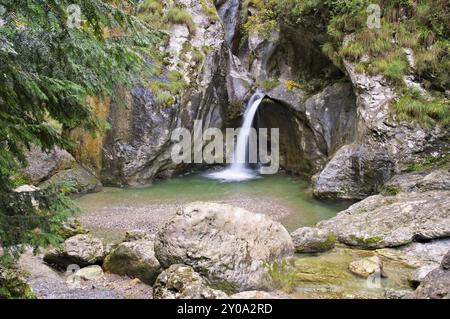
(349, 235), (383, 246)
(262, 78), (280, 91)
(383, 185), (402, 196)
(0, 265), (35, 299)
(405, 154), (450, 172)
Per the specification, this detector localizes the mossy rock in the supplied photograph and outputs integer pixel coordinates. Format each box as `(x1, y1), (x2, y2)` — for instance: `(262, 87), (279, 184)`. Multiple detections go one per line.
(0, 265), (35, 299)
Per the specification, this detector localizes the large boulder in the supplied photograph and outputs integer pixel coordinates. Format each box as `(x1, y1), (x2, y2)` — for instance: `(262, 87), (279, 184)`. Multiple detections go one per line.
(318, 190), (450, 248)
(43, 234), (108, 269)
(153, 264), (228, 299)
(312, 143), (395, 200)
(103, 240), (161, 285)
(22, 146), (75, 184)
(39, 164), (102, 194)
(410, 268), (450, 299)
(154, 202), (294, 292)
(290, 227), (335, 253)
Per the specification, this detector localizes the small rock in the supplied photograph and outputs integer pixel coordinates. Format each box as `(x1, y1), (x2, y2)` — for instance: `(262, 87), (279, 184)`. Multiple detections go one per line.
(104, 240), (161, 285)
(13, 185), (40, 193)
(74, 265), (104, 281)
(123, 230), (154, 242)
(153, 264), (228, 299)
(441, 250), (450, 270)
(349, 256), (384, 278)
(291, 227), (335, 253)
(59, 219), (89, 239)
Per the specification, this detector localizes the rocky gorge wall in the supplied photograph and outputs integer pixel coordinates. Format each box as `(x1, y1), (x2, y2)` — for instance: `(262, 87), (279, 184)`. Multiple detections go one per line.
(26, 0), (448, 201)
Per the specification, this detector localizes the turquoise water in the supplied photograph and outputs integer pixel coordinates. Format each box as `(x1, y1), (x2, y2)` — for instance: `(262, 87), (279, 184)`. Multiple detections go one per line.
(77, 172), (351, 231)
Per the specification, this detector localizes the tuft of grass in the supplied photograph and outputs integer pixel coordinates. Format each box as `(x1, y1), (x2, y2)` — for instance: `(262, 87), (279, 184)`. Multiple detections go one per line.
(200, 0), (219, 22)
(392, 88), (450, 127)
(262, 78), (279, 91)
(165, 7), (196, 34)
(405, 154), (450, 172)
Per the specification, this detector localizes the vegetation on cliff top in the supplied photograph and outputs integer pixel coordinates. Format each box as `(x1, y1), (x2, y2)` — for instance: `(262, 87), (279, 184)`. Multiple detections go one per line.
(242, 0), (450, 127)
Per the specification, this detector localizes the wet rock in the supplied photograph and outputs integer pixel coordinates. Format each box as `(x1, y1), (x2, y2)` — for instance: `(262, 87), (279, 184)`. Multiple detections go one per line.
(291, 227), (335, 253)
(103, 240), (161, 285)
(153, 264), (228, 299)
(74, 265), (104, 281)
(43, 234), (108, 269)
(154, 202), (294, 292)
(348, 256), (384, 278)
(318, 191), (450, 248)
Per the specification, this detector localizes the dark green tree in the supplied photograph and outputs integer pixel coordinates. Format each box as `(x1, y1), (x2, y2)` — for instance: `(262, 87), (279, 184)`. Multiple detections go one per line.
(0, 0), (162, 256)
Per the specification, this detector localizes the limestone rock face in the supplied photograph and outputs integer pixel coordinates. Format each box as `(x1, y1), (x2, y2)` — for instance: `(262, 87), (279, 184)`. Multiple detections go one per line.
(291, 227), (336, 253)
(311, 56), (448, 200)
(103, 240), (161, 285)
(318, 191), (450, 248)
(154, 202), (294, 291)
(94, 0), (229, 186)
(153, 264), (228, 299)
(43, 234), (108, 269)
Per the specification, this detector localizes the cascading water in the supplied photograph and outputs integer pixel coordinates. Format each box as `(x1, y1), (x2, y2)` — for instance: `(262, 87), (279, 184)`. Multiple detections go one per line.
(208, 92), (265, 182)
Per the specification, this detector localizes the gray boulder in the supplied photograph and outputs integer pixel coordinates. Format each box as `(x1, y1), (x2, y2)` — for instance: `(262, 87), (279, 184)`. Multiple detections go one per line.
(318, 191), (450, 248)
(22, 146), (75, 184)
(40, 164), (102, 194)
(313, 143), (395, 200)
(154, 202), (294, 292)
(153, 264), (228, 299)
(291, 227), (336, 253)
(410, 268), (450, 299)
(43, 234), (108, 269)
(103, 240), (161, 285)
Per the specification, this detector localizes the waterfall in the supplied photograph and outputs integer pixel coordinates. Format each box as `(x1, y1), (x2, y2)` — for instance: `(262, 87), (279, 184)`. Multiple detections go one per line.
(208, 92), (265, 182)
